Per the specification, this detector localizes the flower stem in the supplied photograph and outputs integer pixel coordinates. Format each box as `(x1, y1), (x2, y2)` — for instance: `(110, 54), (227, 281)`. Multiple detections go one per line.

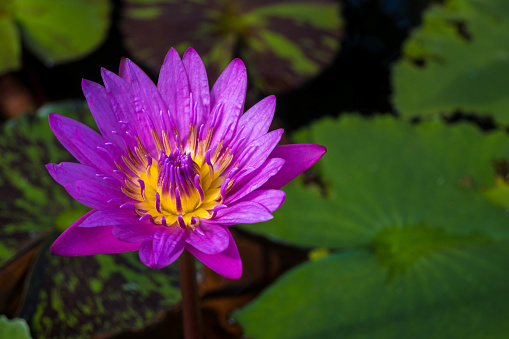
(179, 249), (202, 339)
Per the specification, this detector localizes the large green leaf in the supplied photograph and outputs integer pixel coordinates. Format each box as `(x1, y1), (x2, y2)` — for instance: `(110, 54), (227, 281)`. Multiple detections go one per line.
(120, 0), (342, 93)
(392, 0), (509, 124)
(0, 0), (110, 74)
(236, 116), (509, 337)
(0, 102), (93, 267)
(241, 116), (509, 248)
(19, 246), (180, 338)
(0, 315), (31, 339)
(235, 246), (509, 339)
(0, 15), (21, 74)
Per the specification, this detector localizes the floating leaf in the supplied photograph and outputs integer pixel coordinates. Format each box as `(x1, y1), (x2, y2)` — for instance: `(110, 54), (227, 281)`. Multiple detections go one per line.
(0, 15), (21, 74)
(120, 0), (342, 93)
(0, 315), (32, 339)
(392, 0), (509, 124)
(0, 0), (110, 74)
(236, 116), (509, 337)
(242, 116), (509, 248)
(0, 101), (93, 268)
(19, 243), (180, 338)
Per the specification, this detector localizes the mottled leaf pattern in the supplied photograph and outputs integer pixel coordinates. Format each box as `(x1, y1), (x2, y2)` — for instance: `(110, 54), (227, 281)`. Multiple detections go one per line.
(0, 102), (93, 267)
(120, 0), (342, 93)
(20, 245), (180, 339)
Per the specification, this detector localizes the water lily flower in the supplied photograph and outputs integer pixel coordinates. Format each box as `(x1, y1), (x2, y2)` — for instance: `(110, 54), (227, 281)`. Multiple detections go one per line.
(47, 48), (326, 279)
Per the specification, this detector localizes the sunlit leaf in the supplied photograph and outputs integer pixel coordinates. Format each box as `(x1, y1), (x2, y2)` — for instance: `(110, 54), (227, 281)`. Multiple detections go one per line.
(0, 101), (93, 267)
(235, 115), (509, 337)
(0, 315), (32, 339)
(120, 0), (342, 93)
(392, 0), (509, 124)
(19, 245), (180, 338)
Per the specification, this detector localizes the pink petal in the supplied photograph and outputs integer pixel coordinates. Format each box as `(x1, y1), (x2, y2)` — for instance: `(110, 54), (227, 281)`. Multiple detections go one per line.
(233, 189), (286, 213)
(48, 113), (117, 174)
(139, 226), (185, 269)
(186, 229), (242, 279)
(50, 210), (141, 256)
(46, 162), (119, 187)
(213, 201), (273, 225)
(182, 47), (210, 127)
(158, 48), (191, 141)
(185, 223), (229, 254)
(81, 79), (124, 147)
(226, 158), (285, 203)
(261, 144), (327, 189)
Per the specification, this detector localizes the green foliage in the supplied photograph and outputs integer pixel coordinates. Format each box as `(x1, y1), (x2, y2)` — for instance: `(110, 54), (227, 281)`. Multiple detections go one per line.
(120, 0), (342, 93)
(236, 116), (509, 338)
(0, 0), (110, 75)
(0, 101), (93, 267)
(20, 249), (180, 338)
(392, 0), (509, 124)
(0, 316), (32, 339)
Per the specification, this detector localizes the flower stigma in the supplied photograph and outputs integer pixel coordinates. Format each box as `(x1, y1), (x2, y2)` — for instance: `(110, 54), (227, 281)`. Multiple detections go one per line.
(117, 114), (236, 230)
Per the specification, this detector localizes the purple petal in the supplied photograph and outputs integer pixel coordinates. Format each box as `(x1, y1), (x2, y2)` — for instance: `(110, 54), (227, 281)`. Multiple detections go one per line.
(51, 210), (141, 256)
(236, 95), (276, 148)
(182, 47), (210, 127)
(158, 48), (191, 141)
(64, 180), (131, 210)
(212, 201), (273, 225)
(226, 158), (284, 203)
(185, 223), (229, 254)
(113, 223), (161, 243)
(82, 79), (124, 147)
(79, 208), (140, 227)
(237, 129), (284, 170)
(233, 189), (286, 213)
(210, 58), (246, 106)
(139, 226), (185, 269)
(208, 59), (247, 147)
(101, 68), (139, 148)
(48, 113), (117, 174)
(261, 144), (327, 189)
(186, 228), (242, 279)
(46, 162), (119, 187)
(119, 57), (130, 83)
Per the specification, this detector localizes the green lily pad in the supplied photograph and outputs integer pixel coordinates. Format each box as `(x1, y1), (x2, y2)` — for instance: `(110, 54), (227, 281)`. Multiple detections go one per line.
(0, 0), (110, 75)
(0, 101), (93, 268)
(120, 0), (342, 93)
(0, 15), (21, 74)
(19, 242), (180, 338)
(236, 115), (509, 337)
(0, 315), (32, 339)
(235, 245), (509, 339)
(242, 116), (509, 248)
(392, 0), (509, 124)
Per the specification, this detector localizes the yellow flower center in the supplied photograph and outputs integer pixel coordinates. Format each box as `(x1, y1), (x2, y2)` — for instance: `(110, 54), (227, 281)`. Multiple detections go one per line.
(117, 127), (235, 229)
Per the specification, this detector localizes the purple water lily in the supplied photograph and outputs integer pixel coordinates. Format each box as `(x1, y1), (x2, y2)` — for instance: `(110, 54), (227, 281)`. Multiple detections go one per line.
(47, 48), (326, 279)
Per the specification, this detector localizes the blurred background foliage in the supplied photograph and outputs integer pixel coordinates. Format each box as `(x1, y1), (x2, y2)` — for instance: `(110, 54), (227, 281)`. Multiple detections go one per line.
(1, 0), (509, 338)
